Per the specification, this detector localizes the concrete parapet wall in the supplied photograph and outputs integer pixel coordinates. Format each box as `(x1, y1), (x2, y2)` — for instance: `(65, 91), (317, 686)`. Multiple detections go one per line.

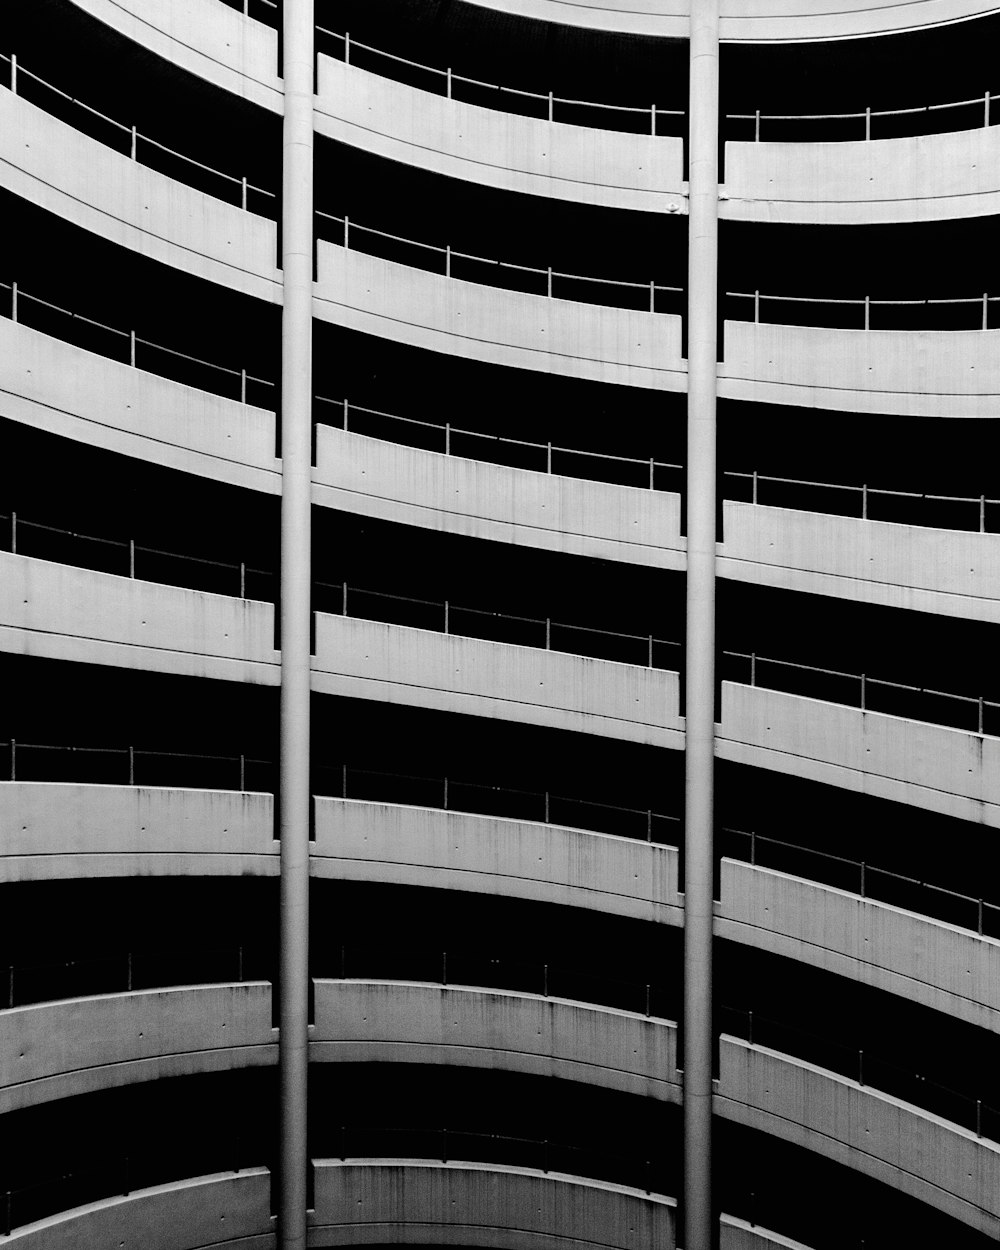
(311, 980), (679, 1100)
(314, 245), (685, 391)
(5, 1168), (275, 1249)
(316, 57), (684, 212)
(312, 798), (682, 923)
(0, 783), (277, 882)
(314, 425), (684, 569)
(718, 859), (1000, 1032)
(0, 983), (276, 1113)
(717, 1036), (1000, 1238)
(718, 682), (1000, 827)
(312, 614), (683, 747)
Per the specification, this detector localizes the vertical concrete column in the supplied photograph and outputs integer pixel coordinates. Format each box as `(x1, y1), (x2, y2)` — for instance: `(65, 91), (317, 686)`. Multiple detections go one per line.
(683, 3), (719, 1250)
(279, 1), (314, 1247)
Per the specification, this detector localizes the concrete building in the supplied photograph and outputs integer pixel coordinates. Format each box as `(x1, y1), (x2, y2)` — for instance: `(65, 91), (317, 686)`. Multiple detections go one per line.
(0, 0), (998, 1248)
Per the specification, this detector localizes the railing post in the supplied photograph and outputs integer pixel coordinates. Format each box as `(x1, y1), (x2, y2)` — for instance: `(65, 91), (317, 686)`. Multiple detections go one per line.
(343, 215), (349, 249)
(754, 109), (760, 142)
(344, 31), (350, 65)
(341, 763), (347, 799)
(128, 744), (135, 785)
(546, 441), (552, 474)
(442, 951), (447, 985)
(547, 267), (553, 298)
(443, 776), (448, 810)
(544, 790), (550, 823)
(241, 368), (247, 405)
(648, 635), (654, 668)
(645, 983), (651, 1016)
(747, 1010), (753, 1045)
(647, 809), (653, 842)
(9, 738), (14, 782)
(985, 91), (991, 128)
(130, 125), (137, 160)
(649, 458), (655, 490)
(548, 91), (554, 122)
(545, 617), (551, 650)
(130, 330), (136, 367)
(126, 950), (132, 992)
(861, 482), (868, 519)
(860, 673), (866, 711)
(444, 422), (451, 455)
(983, 292), (989, 331)
(10, 511), (16, 554)
(129, 538), (135, 578)
(444, 600), (449, 634)
(342, 582), (347, 615)
(543, 963), (548, 997)
(240, 752), (246, 791)
(10, 54), (17, 96)
(750, 652), (756, 686)
(865, 107), (871, 140)
(860, 860), (866, 897)
(978, 898), (984, 936)
(858, 1049), (864, 1086)
(752, 470), (758, 504)
(446, 67), (452, 99)
(753, 289), (759, 324)
(7, 964), (13, 1009)
(749, 829), (756, 865)
(11, 282), (17, 323)
(650, 280), (656, 313)
(978, 696), (984, 736)
(864, 296), (870, 331)
(977, 1099), (982, 1138)
(445, 244), (451, 278)
(240, 561), (246, 598)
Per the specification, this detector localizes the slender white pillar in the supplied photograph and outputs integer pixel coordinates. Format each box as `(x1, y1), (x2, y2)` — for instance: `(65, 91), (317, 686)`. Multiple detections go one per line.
(279, 1), (314, 1247)
(683, 3), (720, 1249)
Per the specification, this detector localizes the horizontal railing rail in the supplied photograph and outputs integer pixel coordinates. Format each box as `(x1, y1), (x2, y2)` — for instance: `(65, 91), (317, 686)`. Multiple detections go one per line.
(718, 1005), (1000, 1142)
(719, 827), (1000, 939)
(314, 26), (684, 136)
(3, 943), (266, 1011)
(725, 469), (1000, 533)
(727, 287), (998, 331)
(723, 647), (1000, 738)
(4, 742), (1000, 939)
(1, 52), (277, 215)
(4, 510), (997, 734)
(318, 210), (684, 314)
(329, 1125), (666, 1194)
(0, 280), (276, 407)
(318, 396), (683, 492)
(728, 90), (997, 142)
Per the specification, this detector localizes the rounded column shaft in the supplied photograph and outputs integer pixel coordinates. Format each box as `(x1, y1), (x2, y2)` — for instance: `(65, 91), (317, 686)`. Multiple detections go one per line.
(279, 2), (314, 1247)
(683, 3), (720, 1249)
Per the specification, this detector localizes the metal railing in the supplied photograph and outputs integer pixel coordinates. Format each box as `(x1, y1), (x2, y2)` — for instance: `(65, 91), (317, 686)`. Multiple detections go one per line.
(1, 52), (276, 215)
(3, 943), (263, 1011)
(0, 281), (275, 407)
(328, 1126), (665, 1194)
(315, 27), (684, 136)
(720, 827), (1000, 940)
(725, 470), (1000, 534)
(719, 1005), (1000, 1142)
(724, 648), (1000, 738)
(4, 742), (999, 939)
(729, 90), (998, 143)
(321, 396), (682, 491)
(5, 510), (998, 735)
(318, 210), (683, 314)
(728, 287), (998, 331)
